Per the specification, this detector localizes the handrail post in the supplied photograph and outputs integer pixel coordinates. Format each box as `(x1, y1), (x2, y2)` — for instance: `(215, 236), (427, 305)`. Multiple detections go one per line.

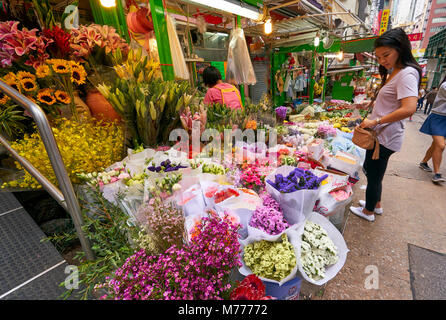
(0, 80), (95, 261)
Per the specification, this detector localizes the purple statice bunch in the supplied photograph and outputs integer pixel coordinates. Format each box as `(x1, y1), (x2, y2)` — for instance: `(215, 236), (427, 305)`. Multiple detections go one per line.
(147, 159), (188, 172)
(136, 198), (185, 253)
(317, 124), (337, 138)
(250, 194), (290, 235)
(267, 168), (328, 193)
(275, 106), (287, 120)
(102, 214), (242, 300)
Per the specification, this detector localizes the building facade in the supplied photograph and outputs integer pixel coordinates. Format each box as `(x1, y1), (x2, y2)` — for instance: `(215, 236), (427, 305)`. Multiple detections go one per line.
(421, 0), (446, 48)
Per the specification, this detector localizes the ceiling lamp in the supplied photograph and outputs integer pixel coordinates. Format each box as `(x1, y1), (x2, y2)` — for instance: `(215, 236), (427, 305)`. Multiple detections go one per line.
(264, 18), (272, 35)
(337, 51), (344, 61)
(100, 0), (116, 8)
(185, 0), (262, 21)
(314, 34), (320, 47)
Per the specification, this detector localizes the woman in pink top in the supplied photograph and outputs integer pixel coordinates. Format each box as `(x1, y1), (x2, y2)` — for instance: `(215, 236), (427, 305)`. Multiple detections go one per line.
(202, 66), (243, 110)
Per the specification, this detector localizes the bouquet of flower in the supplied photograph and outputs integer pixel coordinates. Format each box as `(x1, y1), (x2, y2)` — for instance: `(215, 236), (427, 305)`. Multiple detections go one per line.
(249, 194), (290, 236)
(136, 197), (185, 253)
(97, 48), (196, 147)
(275, 106), (287, 121)
(70, 23), (129, 67)
(0, 21), (52, 68)
(243, 233), (296, 282)
(180, 104), (207, 135)
(267, 168), (328, 193)
(238, 164), (265, 193)
(2, 118), (125, 189)
(230, 274), (273, 300)
(101, 213), (241, 300)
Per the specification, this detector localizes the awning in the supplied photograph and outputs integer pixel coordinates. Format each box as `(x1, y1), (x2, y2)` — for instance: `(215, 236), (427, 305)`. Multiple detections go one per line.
(340, 36), (378, 53)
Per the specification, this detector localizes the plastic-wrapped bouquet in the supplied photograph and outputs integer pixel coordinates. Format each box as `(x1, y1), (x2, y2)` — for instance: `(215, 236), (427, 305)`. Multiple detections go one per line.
(243, 233), (296, 282)
(300, 221), (339, 281)
(267, 168), (328, 193)
(249, 194), (290, 235)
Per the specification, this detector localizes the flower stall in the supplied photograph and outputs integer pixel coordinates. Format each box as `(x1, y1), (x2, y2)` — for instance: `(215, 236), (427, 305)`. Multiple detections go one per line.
(0, 0), (370, 301)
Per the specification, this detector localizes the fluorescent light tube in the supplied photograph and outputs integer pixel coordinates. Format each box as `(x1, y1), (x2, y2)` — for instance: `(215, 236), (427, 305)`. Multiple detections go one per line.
(186, 0), (262, 21)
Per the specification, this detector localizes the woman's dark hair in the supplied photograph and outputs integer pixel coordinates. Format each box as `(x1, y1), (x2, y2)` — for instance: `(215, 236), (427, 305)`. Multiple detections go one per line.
(203, 66), (222, 87)
(374, 28), (422, 89)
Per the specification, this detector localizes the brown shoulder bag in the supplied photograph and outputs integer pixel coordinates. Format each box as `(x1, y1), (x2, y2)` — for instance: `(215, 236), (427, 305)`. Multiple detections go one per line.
(351, 89), (382, 160)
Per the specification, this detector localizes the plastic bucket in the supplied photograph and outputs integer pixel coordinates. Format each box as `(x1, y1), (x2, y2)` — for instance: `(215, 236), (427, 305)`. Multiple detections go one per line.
(263, 276), (302, 300)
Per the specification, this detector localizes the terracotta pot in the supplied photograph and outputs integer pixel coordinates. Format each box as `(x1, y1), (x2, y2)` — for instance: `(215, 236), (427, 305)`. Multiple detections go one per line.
(85, 90), (121, 122)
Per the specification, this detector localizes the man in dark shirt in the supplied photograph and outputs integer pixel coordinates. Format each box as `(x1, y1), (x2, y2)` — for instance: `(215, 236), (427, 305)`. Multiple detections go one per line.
(424, 87), (438, 115)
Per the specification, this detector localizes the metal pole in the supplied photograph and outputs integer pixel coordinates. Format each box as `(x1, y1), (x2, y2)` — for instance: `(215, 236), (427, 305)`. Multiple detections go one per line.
(0, 80), (95, 261)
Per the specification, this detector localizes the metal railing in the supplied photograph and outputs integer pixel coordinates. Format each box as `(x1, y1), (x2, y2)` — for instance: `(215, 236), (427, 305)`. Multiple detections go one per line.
(0, 80), (95, 261)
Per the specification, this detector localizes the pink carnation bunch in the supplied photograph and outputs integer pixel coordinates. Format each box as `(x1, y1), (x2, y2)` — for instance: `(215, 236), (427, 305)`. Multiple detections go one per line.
(249, 194), (290, 235)
(239, 163), (265, 192)
(102, 214), (241, 300)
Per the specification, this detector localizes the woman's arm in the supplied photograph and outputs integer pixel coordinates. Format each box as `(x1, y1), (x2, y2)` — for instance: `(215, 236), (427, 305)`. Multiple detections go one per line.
(360, 96), (417, 128)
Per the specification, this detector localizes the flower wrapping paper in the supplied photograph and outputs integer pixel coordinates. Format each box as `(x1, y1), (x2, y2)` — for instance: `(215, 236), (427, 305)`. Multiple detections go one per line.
(296, 212), (349, 285)
(239, 225), (303, 286)
(265, 166), (321, 225)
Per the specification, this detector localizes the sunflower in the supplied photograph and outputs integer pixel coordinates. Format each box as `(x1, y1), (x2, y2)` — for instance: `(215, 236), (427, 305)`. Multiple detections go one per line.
(55, 90), (71, 104)
(35, 64), (51, 78)
(70, 64), (87, 85)
(20, 78), (38, 92)
(3, 72), (17, 83)
(3, 78), (21, 93)
(51, 59), (71, 74)
(16, 71), (36, 82)
(37, 89), (56, 105)
(0, 91), (10, 105)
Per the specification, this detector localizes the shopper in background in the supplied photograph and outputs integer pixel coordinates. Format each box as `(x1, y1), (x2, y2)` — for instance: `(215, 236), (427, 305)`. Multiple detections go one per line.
(202, 66), (243, 110)
(419, 76), (446, 183)
(350, 28), (421, 222)
(424, 87), (438, 115)
(416, 86), (426, 111)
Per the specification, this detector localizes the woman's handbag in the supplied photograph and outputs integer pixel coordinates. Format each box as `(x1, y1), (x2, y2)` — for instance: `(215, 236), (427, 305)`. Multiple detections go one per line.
(351, 89), (381, 160)
(352, 126), (380, 160)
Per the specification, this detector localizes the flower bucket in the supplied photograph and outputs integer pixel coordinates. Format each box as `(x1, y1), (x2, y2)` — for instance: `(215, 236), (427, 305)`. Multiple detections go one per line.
(85, 89), (121, 122)
(263, 276), (302, 300)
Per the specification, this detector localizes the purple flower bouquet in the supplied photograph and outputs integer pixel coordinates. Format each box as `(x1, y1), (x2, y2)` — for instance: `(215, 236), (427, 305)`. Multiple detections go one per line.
(249, 194), (290, 236)
(265, 166), (328, 225)
(267, 168), (328, 193)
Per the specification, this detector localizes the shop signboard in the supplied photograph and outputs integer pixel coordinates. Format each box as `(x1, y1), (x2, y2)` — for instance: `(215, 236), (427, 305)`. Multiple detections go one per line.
(408, 33), (423, 42)
(379, 9), (390, 36)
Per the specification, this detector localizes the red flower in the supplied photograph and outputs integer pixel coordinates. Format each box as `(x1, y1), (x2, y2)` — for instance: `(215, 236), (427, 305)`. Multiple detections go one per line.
(44, 26), (71, 57)
(230, 274), (266, 300)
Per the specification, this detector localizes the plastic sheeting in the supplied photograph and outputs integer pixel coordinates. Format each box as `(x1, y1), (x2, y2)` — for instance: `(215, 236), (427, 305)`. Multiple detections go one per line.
(166, 14), (189, 80)
(226, 28), (257, 85)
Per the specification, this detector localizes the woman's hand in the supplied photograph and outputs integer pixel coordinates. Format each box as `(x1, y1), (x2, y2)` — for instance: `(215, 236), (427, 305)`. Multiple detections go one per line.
(359, 118), (377, 128)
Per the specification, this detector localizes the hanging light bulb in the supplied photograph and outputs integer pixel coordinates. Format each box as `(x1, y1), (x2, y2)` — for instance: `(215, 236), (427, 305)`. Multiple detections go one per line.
(264, 18), (272, 35)
(337, 51), (344, 61)
(100, 0), (116, 8)
(314, 34), (320, 47)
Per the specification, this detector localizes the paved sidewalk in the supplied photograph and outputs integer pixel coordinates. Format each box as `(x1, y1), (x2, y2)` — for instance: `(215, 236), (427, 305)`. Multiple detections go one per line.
(321, 112), (446, 300)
